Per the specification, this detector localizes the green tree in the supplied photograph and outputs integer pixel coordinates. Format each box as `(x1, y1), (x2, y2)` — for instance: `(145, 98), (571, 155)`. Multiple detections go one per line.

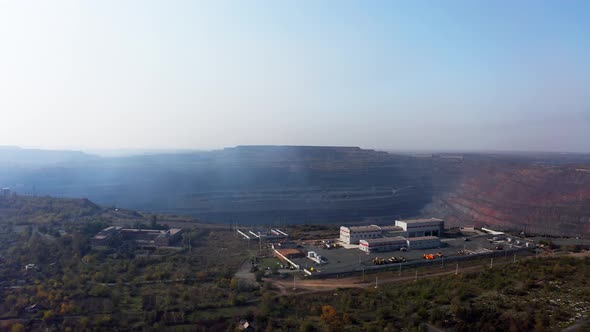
(230, 278), (239, 290)
(11, 323), (25, 332)
(149, 215), (158, 228)
(43, 310), (54, 321)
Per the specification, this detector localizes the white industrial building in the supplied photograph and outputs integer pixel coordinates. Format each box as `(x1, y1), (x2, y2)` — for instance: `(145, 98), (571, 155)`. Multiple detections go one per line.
(339, 225), (382, 244)
(380, 225), (408, 237)
(359, 236), (408, 253)
(340, 218), (444, 252)
(406, 236), (441, 249)
(340, 224), (410, 245)
(395, 218), (444, 238)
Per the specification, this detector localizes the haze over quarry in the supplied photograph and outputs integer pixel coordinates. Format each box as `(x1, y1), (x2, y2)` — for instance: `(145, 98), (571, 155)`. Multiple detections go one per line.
(0, 1), (589, 152)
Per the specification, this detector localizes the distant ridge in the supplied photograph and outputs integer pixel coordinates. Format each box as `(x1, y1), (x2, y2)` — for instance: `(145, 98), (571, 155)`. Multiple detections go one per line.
(0, 146), (588, 236)
(230, 145), (364, 150)
(0, 146), (97, 165)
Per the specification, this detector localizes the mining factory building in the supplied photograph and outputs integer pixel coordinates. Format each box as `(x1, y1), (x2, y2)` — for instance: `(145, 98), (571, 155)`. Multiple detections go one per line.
(395, 218), (444, 238)
(359, 236), (408, 253)
(406, 236), (441, 249)
(92, 227), (183, 248)
(339, 225), (382, 244)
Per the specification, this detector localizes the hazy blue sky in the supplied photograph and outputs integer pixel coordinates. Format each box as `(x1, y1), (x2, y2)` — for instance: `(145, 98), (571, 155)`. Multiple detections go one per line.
(0, 1), (589, 152)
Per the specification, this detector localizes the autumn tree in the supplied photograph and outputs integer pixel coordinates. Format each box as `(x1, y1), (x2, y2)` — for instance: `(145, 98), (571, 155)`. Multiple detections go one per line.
(11, 323), (25, 332)
(320, 305), (341, 331)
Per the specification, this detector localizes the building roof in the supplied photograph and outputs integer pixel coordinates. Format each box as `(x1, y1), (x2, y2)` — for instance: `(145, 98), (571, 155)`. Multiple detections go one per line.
(360, 236), (407, 245)
(167, 229), (183, 235)
(343, 225), (381, 232)
(121, 228), (182, 235)
(93, 226), (122, 239)
(380, 225), (405, 232)
(276, 248), (304, 256)
(397, 218), (443, 224)
(407, 236), (440, 242)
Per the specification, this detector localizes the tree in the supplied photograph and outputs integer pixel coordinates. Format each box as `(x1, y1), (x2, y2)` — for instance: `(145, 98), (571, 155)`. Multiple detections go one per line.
(43, 310), (54, 321)
(534, 312), (548, 332)
(149, 215), (158, 228)
(255, 270), (265, 282)
(230, 278), (239, 290)
(11, 323), (25, 332)
(298, 320), (314, 332)
(321, 305), (341, 331)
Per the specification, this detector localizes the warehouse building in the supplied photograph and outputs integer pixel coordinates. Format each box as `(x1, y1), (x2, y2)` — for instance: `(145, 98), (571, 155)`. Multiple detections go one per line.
(359, 236), (408, 253)
(274, 248), (305, 260)
(406, 236), (441, 249)
(91, 226), (123, 247)
(395, 218), (444, 238)
(121, 228), (183, 247)
(340, 218), (444, 252)
(340, 225), (382, 244)
(380, 225), (408, 238)
(92, 226), (183, 248)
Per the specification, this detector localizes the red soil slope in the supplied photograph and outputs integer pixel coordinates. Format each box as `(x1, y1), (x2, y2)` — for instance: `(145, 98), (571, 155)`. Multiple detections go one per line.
(424, 164), (590, 236)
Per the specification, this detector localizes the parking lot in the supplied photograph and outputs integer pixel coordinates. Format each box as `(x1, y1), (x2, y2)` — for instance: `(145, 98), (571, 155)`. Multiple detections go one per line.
(288, 234), (533, 276)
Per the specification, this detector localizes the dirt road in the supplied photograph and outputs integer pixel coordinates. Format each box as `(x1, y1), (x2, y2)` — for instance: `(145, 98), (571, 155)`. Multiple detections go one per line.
(234, 260), (259, 287)
(270, 264), (485, 293)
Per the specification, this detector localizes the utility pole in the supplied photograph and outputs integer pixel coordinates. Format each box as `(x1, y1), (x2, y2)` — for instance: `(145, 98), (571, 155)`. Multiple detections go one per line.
(455, 263), (459, 275)
(490, 257), (493, 269)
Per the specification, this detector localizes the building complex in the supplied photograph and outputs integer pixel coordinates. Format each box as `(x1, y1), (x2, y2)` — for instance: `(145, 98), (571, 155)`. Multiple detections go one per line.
(395, 218), (444, 237)
(359, 236), (408, 253)
(341, 218), (445, 253)
(92, 226), (183, 248)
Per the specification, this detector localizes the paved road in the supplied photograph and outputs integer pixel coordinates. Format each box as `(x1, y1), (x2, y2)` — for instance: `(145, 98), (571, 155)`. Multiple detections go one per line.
(269, 250), (583, 293)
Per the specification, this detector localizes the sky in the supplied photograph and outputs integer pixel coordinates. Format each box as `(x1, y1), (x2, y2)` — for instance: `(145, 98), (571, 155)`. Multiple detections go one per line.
(0, 1), (589, 153)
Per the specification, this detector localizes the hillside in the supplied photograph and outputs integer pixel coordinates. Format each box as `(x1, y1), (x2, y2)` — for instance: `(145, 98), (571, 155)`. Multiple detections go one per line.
(422, 162), (590, 236)
(0, 195), (213, 232)
(0, 146), (444, 225)
(0, 146), (589, 236)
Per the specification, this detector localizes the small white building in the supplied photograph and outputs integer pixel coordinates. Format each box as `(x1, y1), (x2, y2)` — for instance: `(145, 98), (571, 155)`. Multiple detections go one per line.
(406, 236), (441, 250)
(395, 218), (444, 238)
(359, 236), (408, 253)
(339, 225), (382, 244)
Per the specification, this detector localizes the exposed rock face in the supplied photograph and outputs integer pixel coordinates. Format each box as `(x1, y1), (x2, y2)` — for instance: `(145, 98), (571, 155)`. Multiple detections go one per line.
(422, 163), (590, 236)
(1, 146), (589, 236)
